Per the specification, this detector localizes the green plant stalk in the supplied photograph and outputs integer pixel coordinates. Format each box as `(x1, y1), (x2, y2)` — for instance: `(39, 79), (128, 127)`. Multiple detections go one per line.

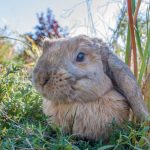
(125, 0), (137, 66)
(138, 29), (150, 85)
(130, 0), (143, 67)
(135, 25), (143, 59)
(133, 0), (143, 60)
(125, 26), (131, 66)
(131, 0), (135, 14)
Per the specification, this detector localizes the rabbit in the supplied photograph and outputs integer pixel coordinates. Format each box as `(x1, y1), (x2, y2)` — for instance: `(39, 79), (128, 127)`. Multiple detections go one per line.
(32, 35), (149, 140)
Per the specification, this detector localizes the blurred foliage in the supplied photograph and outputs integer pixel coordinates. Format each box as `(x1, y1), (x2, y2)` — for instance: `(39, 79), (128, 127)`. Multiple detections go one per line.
(111, 2), (149, 59)
(0, 38), (14, 64)
(27, 8), (69, 47)
(18, 37), (42, 64)
(20, 8), (69, 64)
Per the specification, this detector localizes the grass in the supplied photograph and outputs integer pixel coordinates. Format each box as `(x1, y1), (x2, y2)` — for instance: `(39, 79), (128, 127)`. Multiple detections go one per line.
(0, 60), (150, 150)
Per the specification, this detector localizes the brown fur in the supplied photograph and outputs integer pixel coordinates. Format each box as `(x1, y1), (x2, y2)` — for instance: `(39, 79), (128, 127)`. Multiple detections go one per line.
(32, 35), (148, 140)
(43, 90), (129, 140)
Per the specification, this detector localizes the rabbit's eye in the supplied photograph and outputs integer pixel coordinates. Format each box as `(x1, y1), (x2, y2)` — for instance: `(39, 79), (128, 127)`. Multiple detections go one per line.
(76, 52), (85, 62)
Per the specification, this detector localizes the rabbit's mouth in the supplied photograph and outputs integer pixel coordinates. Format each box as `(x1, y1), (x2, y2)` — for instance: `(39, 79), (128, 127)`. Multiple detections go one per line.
(42, 77), (50, 87)
(33, 65), (93, 102)
(40, 74), (91, 102)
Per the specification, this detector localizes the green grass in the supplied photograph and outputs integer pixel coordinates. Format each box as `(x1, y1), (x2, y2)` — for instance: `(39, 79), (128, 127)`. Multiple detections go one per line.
(0, 60), (150, 150)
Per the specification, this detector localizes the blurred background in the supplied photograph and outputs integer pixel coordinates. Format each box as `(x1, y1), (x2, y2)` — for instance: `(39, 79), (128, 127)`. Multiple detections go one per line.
(0, 0), (123, 37)
(0, 0), (149, 59)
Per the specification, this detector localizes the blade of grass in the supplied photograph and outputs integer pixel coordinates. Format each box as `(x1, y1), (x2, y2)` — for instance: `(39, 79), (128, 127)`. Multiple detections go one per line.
(125, 25), (131, 66)
(135, 26), (143, 59)
(0, 36), (32, 49)
(133, 0), (141, 25)
(138, 29), (150, 85)
(131, 0), (136, 14)
(133, 0), (143, 60)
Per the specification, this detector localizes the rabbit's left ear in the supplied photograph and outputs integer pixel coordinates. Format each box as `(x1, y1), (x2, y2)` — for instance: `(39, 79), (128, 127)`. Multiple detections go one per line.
(91, 38), (149, 121)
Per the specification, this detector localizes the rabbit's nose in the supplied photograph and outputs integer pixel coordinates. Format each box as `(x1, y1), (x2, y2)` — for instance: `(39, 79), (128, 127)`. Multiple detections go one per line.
(42, 75), (50, 86)
(38, 72), (50, 86)
(39, 68), (62, 85)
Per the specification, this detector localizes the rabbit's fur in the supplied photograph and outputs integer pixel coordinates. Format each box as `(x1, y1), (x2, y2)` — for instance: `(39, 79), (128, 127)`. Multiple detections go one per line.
(33, 35), (148, 140)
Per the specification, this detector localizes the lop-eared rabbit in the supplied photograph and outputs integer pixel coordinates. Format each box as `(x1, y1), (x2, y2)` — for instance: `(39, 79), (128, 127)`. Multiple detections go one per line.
(32, 35), (148, 140)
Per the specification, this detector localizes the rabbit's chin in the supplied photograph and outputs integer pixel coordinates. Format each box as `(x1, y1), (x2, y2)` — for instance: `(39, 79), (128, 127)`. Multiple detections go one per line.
(69, 78), (110, 102)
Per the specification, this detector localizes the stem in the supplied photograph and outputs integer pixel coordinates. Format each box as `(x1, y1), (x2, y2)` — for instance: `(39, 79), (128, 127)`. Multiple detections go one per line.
(127, 0), (138, 78)
(0, 36), (32, 49)
(133, 0), (141, 25)
(125, 25), (131, 66)
(133, 0), (143, 60)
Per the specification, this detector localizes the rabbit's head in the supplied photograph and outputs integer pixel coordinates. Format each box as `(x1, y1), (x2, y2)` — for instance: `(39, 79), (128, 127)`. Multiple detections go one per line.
(32, 35), (113, 102)
(33, 35), (149, 120)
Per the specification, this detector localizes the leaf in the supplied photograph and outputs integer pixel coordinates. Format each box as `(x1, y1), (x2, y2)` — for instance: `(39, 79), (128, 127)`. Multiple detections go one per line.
(98, 145), (115, 150)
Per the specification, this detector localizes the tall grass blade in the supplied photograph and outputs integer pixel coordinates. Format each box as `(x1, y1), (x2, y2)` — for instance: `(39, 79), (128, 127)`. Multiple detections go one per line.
(133, 0), (143, 60)
(125, 26), (131, 66)
(138, 29), (150, 85)
(135, 25), (143, 59)
(138, 4), (150, 85)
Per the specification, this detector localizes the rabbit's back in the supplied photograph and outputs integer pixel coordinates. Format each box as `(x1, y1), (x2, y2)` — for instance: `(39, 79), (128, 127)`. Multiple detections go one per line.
(43, 89), (129, 140)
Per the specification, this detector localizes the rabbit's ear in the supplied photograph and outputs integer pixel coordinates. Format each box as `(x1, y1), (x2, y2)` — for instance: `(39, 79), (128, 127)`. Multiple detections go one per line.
(92, 38), (149, 121)
(42, 38), (55, 52)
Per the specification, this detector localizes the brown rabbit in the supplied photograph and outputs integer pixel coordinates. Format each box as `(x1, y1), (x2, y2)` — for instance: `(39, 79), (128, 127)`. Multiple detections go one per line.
(32, 35), (149, 140)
